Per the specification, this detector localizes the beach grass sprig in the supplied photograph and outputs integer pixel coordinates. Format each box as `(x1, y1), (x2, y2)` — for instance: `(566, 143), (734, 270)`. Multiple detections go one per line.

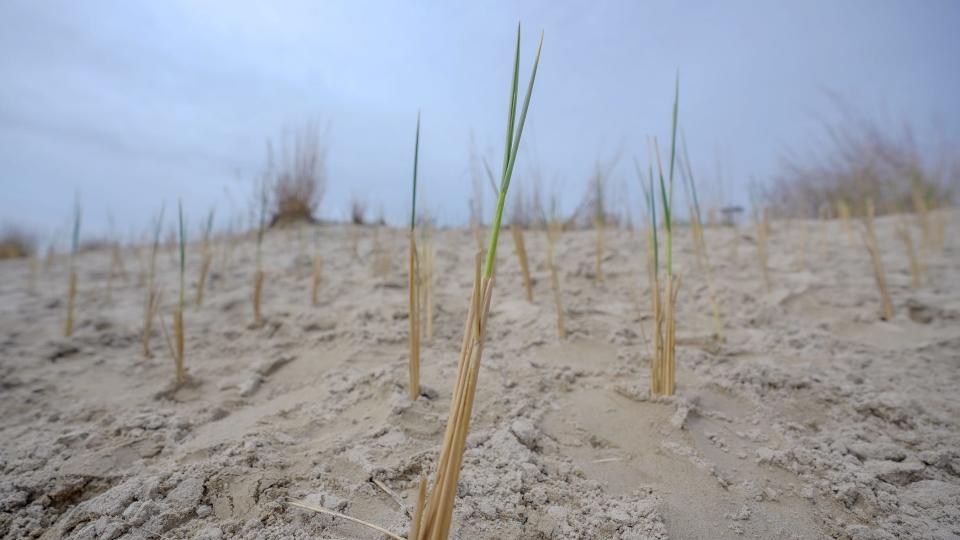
(143, 204), (165, 357)
(195, 208), (215, 305)
(408, 111), (422, 400)
(172, 200), (186, 383)
(415, 24), (542, 540)
(64, 195), (81, 337)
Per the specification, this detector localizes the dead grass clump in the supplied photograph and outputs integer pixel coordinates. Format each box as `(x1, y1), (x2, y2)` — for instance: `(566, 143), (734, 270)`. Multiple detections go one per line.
(268, 123), (328, 227)
(0, 224), (35, 259)
(764, 106), (955, 218)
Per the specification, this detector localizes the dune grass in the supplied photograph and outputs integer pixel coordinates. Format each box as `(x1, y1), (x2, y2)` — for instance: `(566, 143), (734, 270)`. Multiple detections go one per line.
(195, 209), (215, 306)
(414, 25), (542, 539)
(408, 111), (421, 401)
(640, 75), (681, 397)
(172, 201), (186, 383)
(142, 205), (165, 357)
(64, 197), (81, 337)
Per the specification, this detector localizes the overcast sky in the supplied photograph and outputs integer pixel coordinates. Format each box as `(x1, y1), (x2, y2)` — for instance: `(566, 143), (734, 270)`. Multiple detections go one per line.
(1, 1), (958, 241)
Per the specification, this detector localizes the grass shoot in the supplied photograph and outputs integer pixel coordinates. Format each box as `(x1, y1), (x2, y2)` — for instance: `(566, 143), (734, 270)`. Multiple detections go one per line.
(408, 112), (421, 401)
(143, 205), (164, 357)
(414, 25), (542, 539)
(64, 197), (81, 337)
(195, 208), (215, 306)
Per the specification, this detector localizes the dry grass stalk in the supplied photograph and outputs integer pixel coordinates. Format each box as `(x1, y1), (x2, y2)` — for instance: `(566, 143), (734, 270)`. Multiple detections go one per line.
(836, 199), (854, 245)
(172, 201), (186, 383)
(172, 309), (185, 383)
(64, 199), (81, 337)
(143, 287), (160, 357)
(510, 223), (533, 301)
(195, 210), (215, 306)
(648, 136), (680, 396)
(546, 221), (566, 340)
(817, 203), (829, 257)
(896, 220), (921, 289)
(755, 209), (771, 292)
(64, 270), (77, 337)
(911, 183), (931, 251)
(253, 176), (269, 327)
(287, 500), (405, 540)
(593, 215), (605, 282)
(862, 199), (893, 320)
(310, 254), (322, 305)
(408, 114), (422, 401)
(418, 254), (495, 538)
(409, 474), (427, 540)
(195, 253), (212, 306)
(253, 270), (265, 326)
(676, 136), (722, 340)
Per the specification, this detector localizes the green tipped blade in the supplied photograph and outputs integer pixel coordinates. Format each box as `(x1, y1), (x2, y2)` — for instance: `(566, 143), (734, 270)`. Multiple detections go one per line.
(411, 111), (420, 231)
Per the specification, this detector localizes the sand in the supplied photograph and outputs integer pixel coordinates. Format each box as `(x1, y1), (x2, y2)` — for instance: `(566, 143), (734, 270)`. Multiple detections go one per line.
(1, 211), (958, 539)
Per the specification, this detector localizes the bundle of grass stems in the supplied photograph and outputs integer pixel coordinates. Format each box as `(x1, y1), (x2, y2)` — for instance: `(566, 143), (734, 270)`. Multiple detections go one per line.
(64, 198), (81, 337)
(195, 209), (215, 306)
(408, 112), (422, 401)
(640, 76), (681, 397)
(411, 26), (541, 539)
(861, 199), (893, 320)
(142, 206), (164, 357)
(161, 201), (187, 384)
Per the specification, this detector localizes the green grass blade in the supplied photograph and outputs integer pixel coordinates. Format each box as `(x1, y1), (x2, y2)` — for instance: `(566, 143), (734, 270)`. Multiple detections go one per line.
(411, 110), (420, 231)
(484, 29), (543, 279)
(499, 24), (522, 187)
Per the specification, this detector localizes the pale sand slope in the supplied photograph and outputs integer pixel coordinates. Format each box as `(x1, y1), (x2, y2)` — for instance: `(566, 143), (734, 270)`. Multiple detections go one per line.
(1, 210), (958, 539)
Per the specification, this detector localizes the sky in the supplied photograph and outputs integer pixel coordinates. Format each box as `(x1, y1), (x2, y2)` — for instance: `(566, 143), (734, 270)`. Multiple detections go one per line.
(1, 0), (959, 242)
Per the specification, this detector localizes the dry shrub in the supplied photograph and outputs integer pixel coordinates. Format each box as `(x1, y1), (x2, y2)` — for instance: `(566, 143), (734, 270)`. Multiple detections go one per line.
(268, 123), (328, 227)
(0, 225), (35, 259)
(765, 108), (956, 217)
(350, 196), (368, 225)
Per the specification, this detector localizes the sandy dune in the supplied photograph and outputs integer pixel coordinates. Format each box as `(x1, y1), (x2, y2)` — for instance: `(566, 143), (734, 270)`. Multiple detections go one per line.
(1, 211), (958, 539)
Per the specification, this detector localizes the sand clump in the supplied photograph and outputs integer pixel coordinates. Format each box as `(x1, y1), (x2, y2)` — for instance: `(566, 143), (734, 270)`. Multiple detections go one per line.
(1, 213), (959, 538)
